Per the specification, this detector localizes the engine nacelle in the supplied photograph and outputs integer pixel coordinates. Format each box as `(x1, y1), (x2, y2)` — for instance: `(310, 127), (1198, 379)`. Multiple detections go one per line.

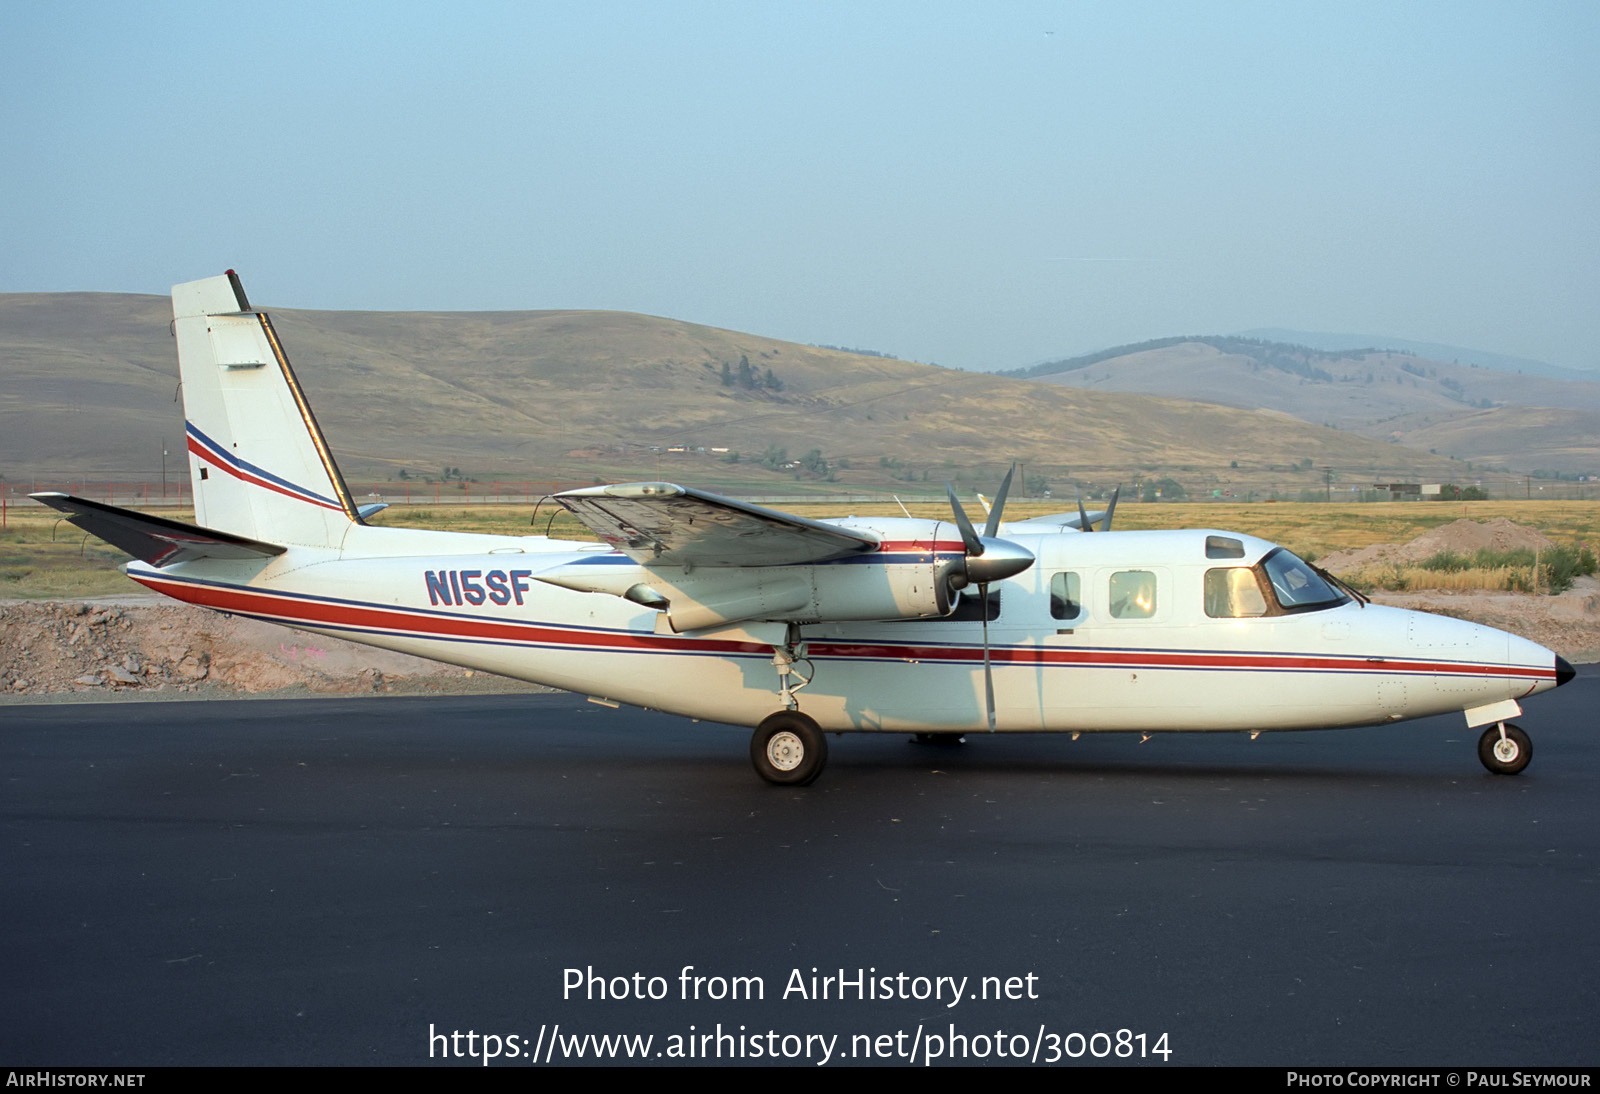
(537, 553), (959, 632)
(656, 560), (956, 632)
(528, 514), (1038, 633)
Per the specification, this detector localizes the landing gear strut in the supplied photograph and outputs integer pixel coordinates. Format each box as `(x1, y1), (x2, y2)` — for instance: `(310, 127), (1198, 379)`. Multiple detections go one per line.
(771, 623), (812, 711)
(751, 625), (824, 785)
(1478, 722), (1532, 775)
(751, 710), (827, 786)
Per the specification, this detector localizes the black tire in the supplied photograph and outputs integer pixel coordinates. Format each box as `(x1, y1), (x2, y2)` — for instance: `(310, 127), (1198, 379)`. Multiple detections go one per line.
(1478, 723), (1532, 775)
(751, 711), (827, 786)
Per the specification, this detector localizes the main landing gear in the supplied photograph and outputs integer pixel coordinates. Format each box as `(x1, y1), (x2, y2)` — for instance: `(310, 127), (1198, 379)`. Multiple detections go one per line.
(751, 626), (825, 785)
(1478, 722), (1532, 775)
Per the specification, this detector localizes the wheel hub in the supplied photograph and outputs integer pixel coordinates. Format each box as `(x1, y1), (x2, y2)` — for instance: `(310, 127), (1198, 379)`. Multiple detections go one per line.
(1493, 736), (1521, 764)
(766, 730), (805, 772)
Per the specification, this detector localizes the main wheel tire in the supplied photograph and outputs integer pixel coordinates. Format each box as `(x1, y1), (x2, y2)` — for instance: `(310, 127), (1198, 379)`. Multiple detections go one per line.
(1478, 723), (1532, 775)
(751, 711), (827, 786)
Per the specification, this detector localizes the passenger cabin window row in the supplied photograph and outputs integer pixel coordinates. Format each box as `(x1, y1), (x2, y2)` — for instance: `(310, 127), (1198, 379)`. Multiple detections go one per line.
(1049, 569), (1157, 621)
(1048, 547), (1346, 625)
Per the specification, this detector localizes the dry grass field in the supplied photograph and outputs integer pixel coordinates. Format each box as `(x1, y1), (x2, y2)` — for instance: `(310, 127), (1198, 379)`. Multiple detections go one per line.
(1089, 498), (1599, 559)
(1, 508), (139, 598)
(5, 498), (1594, 600)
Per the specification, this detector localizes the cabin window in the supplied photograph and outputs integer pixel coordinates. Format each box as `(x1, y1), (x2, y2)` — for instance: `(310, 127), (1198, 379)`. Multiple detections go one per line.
(1205, 535), (1246, 559)
(1108, 570), (1157, 619)
(1204, 567), (1268, 618)
(1049, 572), (1083, 621)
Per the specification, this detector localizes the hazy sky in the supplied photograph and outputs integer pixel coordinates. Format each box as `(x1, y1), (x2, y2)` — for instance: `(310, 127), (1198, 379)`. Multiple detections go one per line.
(4, 2), (1596, 371)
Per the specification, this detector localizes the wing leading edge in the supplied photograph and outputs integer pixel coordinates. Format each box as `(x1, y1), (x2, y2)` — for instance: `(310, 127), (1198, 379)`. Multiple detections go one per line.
(554, 482), (879, 567)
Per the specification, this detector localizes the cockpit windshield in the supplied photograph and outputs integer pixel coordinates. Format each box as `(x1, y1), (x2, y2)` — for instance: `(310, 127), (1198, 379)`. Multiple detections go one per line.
(1259, 548), (1347, 613)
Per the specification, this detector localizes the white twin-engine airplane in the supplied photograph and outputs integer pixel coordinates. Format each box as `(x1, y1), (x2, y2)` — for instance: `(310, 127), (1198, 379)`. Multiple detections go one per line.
(36, 272), (1574, 785)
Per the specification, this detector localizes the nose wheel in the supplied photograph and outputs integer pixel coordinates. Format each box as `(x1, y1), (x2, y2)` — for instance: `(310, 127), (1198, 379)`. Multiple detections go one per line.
(751, 711), (827, 786)
(1478, 722), (1531, 775)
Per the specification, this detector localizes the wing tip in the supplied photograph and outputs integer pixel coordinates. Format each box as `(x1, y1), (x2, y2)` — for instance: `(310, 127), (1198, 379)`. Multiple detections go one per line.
(557, 482), (687, 500)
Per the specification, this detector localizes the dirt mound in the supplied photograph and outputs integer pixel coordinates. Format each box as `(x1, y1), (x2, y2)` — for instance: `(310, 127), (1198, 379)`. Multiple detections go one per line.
(1321, 518), (1558, 573)
(1370, 576), (1600, 664)
(0, 598), (556, 701)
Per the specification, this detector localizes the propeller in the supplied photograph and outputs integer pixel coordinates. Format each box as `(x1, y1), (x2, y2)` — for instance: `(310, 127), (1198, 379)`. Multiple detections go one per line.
(1100, 485), (1119, 531)
(944, 464), (1034, 731)
(1075, 484), (1121, 532)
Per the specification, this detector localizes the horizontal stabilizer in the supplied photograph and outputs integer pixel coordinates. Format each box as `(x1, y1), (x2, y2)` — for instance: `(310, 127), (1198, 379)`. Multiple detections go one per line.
(30, 493), (286, 568)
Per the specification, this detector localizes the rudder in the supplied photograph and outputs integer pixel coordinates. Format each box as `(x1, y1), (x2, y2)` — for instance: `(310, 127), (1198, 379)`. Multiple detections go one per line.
(172, 271), (359, 548)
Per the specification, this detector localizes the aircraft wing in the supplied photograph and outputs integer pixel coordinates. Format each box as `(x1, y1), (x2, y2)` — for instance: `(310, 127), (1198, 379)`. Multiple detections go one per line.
(30, 493), (286, 567)
(1003, 511), (1100, 533)
(553, 482), (879, 567)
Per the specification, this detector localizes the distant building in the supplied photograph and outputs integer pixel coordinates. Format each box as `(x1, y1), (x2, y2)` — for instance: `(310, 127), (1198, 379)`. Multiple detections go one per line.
(1373, 483), (1422, 500)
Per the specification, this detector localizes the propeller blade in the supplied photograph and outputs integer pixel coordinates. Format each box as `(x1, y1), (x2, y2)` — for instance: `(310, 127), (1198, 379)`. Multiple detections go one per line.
(948, 473), (1036, 601)
(1075, 486), (1092, 533)
(1101, 485), (1120, 532)
(945, 482), (984, 557)
(983, 464), (1015, 540)
(981, 584), (995, 731)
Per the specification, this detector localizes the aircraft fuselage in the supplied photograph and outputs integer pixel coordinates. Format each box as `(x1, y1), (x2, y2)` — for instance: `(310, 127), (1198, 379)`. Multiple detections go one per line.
(125, 525), (1560, 737)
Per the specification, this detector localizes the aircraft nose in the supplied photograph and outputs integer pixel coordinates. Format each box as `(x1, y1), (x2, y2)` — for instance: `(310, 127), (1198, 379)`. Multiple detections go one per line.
(1555, 655), (1576, 687)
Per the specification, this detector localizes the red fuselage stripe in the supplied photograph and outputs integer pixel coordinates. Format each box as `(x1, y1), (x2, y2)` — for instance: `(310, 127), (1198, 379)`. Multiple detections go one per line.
(129, 572), (1555, 683)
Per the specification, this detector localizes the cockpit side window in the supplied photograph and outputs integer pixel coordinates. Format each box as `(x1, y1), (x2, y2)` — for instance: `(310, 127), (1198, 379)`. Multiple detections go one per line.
(1259, 548), (1347, 613)
(1204, 567), (1268, 618)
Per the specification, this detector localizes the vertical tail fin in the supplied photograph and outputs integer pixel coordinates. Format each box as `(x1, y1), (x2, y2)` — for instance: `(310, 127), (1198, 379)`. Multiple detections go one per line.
(172, 271), (360, 548)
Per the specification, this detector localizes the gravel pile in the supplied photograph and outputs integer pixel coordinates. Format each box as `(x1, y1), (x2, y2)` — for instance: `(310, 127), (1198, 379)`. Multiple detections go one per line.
(1, 597), (555, 701)
(1319, 518), (1560, 573)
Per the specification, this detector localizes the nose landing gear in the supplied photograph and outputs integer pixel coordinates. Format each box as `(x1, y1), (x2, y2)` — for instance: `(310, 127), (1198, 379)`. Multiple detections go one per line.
(1478, 722), (1531, 775)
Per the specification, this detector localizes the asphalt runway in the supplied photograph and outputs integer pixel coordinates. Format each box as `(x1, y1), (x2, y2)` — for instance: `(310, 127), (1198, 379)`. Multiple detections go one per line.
(3, 669), (1596, 1067)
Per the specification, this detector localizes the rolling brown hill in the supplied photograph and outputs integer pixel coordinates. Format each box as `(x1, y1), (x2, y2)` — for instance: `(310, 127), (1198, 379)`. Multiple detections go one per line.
(1375, 405), (1600, 475)
(0, 292), (1472, 494)
(1021, 338), (1600, 474)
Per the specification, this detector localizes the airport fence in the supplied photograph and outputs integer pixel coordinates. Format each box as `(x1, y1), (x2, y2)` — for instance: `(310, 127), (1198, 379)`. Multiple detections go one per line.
(4, 476), (1599, 522)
